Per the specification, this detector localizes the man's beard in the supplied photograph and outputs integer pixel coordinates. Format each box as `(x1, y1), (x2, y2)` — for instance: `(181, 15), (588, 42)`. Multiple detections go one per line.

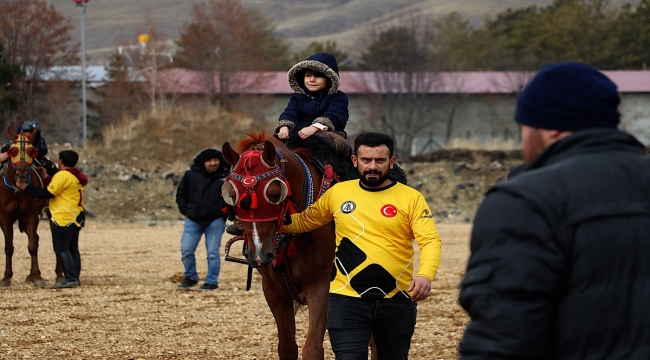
(358, 168), (390, 187)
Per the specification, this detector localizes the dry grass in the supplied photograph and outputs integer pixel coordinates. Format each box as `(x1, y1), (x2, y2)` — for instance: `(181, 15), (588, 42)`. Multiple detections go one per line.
(445, 137), (519, 151)
(96, 105), (272, 164)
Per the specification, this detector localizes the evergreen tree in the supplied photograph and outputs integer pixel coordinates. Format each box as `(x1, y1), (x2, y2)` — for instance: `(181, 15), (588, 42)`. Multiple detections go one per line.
(0, 43), (23, 127)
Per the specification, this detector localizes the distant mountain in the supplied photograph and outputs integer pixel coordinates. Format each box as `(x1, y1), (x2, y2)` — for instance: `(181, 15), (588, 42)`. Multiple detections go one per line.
(48, 0), (639, 64)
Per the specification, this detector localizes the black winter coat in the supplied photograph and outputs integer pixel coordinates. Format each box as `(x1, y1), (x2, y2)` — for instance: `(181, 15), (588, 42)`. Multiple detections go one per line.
(175, 162), (229, 228)
(459, 129), (650, 360)
(276, 52), (348, 135)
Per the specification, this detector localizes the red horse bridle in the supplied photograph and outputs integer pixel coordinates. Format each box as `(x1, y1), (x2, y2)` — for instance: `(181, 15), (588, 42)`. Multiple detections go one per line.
(222, 148), (293, 228)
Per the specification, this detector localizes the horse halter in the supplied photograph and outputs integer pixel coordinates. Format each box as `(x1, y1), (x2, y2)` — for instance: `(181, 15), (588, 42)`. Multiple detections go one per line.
(8, 135), (38, 171)
(222, 149), (290, 223)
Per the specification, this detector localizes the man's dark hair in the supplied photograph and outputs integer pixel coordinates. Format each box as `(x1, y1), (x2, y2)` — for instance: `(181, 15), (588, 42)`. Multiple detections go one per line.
(59, 150), (79, 167)
(354, 132), (394, 157)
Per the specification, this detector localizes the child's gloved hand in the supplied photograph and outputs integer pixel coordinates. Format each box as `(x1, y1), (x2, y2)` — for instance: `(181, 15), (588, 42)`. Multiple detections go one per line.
(298, 125), (319, 139)
(278, 126), (290, 140)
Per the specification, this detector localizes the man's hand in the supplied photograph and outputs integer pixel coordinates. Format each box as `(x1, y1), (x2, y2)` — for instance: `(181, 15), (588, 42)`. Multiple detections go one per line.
(298, 126), (319, 139)
(233, 218), (244, 231)
(407, 275), (431, 302)
(278, 126), (290, 140)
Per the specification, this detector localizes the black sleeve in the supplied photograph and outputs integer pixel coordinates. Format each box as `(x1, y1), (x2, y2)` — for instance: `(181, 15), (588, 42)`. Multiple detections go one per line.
(175, 172), (190, 215)
(458, 189), (565, 359)
(36, 137), (48, 158)
(1, 140), (11, 153)
(24, 185), (55, 199)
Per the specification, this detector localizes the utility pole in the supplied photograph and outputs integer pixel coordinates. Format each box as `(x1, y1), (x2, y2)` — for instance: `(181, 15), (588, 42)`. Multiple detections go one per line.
(74, 0), (90, 148)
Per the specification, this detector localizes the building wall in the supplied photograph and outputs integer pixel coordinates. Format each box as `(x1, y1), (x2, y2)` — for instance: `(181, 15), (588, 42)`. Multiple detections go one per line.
(620, 93), (650, 145)
(88, 88), (650, 150)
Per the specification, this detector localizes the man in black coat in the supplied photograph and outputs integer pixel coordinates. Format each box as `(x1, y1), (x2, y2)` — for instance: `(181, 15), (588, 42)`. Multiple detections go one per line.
(176, 148), (230, 291)
(459, 62), (650, 359)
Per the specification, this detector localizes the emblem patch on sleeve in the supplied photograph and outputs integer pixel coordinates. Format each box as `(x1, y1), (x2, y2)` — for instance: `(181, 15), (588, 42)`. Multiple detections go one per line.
(341, 201), (356, 214)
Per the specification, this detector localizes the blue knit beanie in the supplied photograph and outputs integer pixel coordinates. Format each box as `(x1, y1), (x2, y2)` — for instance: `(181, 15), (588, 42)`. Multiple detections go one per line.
(515, 62), (620, 131)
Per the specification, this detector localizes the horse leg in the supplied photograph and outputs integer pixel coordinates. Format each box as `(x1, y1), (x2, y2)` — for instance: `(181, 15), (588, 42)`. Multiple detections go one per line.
(302, 282), (329, 360)
(369, 334), (378, 360)
(262, 272), (299, 360)
(25, 219), (46, 287)
(1, 221), (14, 287)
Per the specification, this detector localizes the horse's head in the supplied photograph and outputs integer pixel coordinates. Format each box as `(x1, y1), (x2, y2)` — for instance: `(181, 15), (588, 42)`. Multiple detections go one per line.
(222, 134), (290, 268)
(6, 127), (37, 184)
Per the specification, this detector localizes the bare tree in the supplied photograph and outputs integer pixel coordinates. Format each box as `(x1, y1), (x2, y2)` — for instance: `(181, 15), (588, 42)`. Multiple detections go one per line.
(174, 0), (289, 108)
(100, 51), (145, 126)
(42, 81), (78, 144)
(118, 19), (174, 116)
(0, 0), (77, 118)
(356, 16), (442, 158)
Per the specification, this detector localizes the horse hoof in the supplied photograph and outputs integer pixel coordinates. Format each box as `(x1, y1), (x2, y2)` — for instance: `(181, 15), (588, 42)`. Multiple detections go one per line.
(0, 281), (10, 287)
(33, 280), (47, 287)
(55, 278), (65, 285)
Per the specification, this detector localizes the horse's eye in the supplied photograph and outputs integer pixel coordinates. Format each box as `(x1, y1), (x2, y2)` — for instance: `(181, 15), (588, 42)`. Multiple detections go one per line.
(265, 179), (288, 205)
(221, 182), (237, 206)
(26, 147), (38, 158)
(7, 147), (18, 157)
(267, 188), (281, 204)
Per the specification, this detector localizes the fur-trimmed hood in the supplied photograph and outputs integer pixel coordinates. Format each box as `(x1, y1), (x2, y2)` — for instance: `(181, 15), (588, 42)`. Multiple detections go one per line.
(287, 53), (341, 95)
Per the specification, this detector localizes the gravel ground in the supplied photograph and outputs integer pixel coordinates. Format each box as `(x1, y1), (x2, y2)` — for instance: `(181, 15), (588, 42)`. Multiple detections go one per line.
(0, 222), (471, 360)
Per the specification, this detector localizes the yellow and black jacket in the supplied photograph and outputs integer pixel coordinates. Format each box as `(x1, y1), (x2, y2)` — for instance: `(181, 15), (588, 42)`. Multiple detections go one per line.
(284, 179), (442, 299)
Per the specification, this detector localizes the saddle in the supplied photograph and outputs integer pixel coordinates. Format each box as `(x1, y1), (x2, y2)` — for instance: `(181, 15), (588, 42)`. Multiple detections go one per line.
(311, 131), (350, 159)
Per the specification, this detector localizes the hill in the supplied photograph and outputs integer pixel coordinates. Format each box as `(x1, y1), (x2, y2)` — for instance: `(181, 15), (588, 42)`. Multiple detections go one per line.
(49, 0), (638, 63)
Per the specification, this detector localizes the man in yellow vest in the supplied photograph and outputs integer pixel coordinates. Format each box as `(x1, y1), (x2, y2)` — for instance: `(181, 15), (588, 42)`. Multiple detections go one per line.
(17, 150), (87, 289)
(280, 132), (442, 359)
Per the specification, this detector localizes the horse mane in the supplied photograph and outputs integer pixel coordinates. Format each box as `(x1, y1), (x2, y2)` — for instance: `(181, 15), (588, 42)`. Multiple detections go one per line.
(236, 131), (268, 153)
(292, 148), (312, 163)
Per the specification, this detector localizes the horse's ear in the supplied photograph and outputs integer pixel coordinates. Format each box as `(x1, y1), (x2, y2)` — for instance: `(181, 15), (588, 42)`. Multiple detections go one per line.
(7, 127), (14, 140)
(25, 129), (35, 142)
(222, 142), (239, 166)
(262, 141), (277, 167)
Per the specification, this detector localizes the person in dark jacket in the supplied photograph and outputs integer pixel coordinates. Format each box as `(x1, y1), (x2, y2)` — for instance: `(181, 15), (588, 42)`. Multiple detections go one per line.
(0, 119), (58, 178)
(275, 52), (349, 140)
(459, 62), (650, 359)
(175, 148), (230, 291)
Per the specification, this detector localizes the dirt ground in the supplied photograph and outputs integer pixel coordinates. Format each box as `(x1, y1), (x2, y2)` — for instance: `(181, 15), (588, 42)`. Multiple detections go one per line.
(0, 222), (471, 360)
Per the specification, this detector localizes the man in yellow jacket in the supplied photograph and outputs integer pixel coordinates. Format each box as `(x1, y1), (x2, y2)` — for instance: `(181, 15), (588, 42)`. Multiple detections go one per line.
(282, 132), (442, 360)
(18, 150), (87, 289)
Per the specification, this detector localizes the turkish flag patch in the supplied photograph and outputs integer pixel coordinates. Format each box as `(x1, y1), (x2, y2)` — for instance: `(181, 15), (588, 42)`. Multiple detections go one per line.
(380, 204), (397, 218)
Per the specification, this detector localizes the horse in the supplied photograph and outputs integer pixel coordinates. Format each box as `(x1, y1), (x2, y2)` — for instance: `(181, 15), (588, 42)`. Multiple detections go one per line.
(222, 132), (336, 360)
(0, 127), (58, 287)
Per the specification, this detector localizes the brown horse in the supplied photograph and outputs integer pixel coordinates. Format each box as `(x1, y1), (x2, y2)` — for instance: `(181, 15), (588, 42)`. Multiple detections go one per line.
(222, 132), (336, 360)
(0, 128), (55, 287)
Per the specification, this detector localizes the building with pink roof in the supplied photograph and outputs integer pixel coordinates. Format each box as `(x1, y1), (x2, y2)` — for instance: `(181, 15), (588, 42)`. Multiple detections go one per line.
(41, 67), (650, 151)
(153, 70), (650, 150)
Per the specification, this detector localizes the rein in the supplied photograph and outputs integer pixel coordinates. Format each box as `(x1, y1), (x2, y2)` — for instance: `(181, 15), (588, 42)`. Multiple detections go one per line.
(2, 163), (42, 234)
(3, 163), (32, 191)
